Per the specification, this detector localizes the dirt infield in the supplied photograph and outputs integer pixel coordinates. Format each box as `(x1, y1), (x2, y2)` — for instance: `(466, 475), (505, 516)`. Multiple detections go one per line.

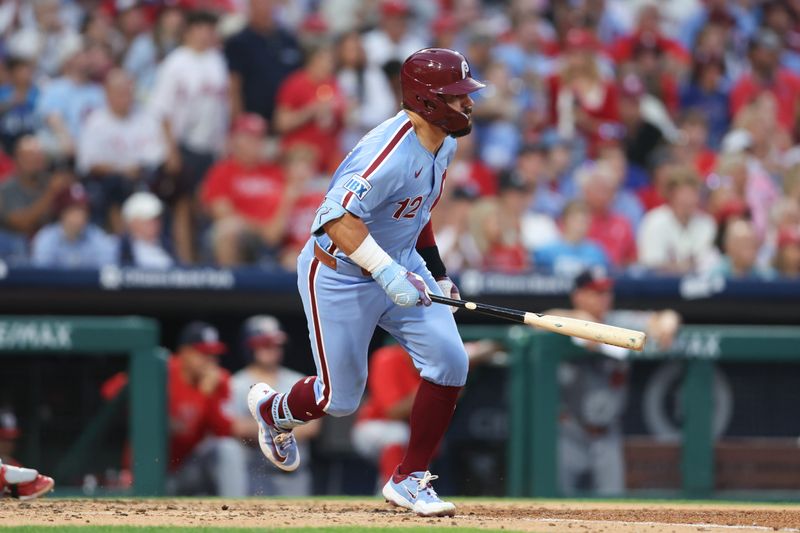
(2, 498), (800, 532)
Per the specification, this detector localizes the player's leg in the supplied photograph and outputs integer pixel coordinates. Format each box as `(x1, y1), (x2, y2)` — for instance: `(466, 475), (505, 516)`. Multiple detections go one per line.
(590, 426), (625, 496)
(377, 266), (468, 516)
(248, 242), (383, 471)
(558, 417), (592, 496)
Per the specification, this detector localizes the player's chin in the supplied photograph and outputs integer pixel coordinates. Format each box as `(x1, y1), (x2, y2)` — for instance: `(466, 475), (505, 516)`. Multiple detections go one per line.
(449, 123), (472, 138)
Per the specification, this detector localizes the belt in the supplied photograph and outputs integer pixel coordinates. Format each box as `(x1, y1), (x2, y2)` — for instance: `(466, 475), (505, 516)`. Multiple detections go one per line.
(314, 241), (370, 277)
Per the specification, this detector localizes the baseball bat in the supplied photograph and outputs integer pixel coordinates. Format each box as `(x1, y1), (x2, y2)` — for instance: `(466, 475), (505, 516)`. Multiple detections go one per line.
(429, 294), (646, 351)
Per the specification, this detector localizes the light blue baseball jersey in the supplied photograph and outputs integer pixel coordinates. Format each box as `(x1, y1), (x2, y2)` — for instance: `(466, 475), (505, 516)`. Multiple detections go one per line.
(311, 111), (456, 268)
(294, 110), (468, 417)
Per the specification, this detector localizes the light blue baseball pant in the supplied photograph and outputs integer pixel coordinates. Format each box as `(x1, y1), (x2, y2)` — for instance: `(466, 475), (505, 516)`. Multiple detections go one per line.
(296, 239), (468, 417)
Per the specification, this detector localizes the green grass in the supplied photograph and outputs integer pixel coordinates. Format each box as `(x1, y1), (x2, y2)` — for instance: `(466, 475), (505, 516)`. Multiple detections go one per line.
(0, 528), (519, 533)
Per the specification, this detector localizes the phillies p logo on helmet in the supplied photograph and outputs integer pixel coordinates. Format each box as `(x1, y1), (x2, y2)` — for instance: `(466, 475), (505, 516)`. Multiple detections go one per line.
(461, 60), (469, 80)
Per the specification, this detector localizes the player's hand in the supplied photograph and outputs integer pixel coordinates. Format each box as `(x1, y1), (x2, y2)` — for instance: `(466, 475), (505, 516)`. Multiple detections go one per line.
(372, 262), (432, 307)
(436, 276), (460, 314)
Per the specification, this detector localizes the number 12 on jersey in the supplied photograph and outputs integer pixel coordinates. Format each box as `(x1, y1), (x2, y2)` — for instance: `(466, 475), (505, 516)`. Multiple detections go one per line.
(393, 196), (423, 219)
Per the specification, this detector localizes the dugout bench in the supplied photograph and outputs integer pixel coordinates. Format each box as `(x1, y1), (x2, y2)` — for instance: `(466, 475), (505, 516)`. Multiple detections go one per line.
(0, 316), (166, 496)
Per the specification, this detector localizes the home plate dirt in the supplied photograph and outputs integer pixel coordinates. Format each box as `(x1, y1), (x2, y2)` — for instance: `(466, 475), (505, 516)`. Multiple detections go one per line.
(2, 498), (800, 532)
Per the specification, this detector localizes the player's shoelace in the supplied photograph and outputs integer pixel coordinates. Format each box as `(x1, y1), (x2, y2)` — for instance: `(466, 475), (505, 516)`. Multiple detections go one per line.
(410, 471), (439, 497)
(273, 431), (294, 453)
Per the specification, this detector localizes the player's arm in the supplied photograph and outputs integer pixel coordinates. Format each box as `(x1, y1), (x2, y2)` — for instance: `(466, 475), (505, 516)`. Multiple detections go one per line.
(320, 210), (430, 307)
(416, 220), (460, 311)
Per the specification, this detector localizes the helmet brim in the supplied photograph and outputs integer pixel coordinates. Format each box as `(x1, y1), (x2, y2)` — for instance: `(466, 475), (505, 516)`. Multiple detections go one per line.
(435, 77), (487, 95)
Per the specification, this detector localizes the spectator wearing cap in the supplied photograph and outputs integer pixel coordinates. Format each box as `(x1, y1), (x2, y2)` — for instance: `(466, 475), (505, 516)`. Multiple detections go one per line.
(0, 137), (69, 262)
(274, 42), (347, 173)
(102, 321), (254, 496)
(546, 268), (681, 496)
(577, 161), (637, 269)
(679, 52), (730, 150)
(227, 315), (320, 496)
(335, 30), (396, 153)
(730, 29), (800, 135)
(118, 191), (175, 268)
(0, 56), (39, 155)
(31, 182), (117, 268)
(548, 28), (620, 158)
(149, 10), (229, 264)
(78, 68), (165, 233)
(680, 0), (757, 52)
(200, 114), (295, 267)
(534, 200), (610, 277)
(35, 36), (105, 159)
(224, 0), (302, 124)
(637, 166), (716, 273)
(773, 227), (800, 278)
(361, 0), (426, 69)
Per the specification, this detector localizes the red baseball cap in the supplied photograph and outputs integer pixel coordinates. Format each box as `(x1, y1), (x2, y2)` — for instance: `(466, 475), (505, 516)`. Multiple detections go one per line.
(381, 0), (410, 17)
(179, 321), (227, 356)
(574, 269), (614, 292)
(231, 113), (267, 137)
(565, 28), (598, 52)
(54, 183), (90, 215)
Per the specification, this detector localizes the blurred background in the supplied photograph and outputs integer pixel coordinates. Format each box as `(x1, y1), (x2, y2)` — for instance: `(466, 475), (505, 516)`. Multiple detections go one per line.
(1, 0), (800, 501)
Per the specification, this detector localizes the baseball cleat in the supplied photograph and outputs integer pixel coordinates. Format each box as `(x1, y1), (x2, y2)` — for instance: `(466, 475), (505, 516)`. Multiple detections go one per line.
(382, 470), (456, 517)
(247, 382), (300, 472)
(14, 475), (55, 500)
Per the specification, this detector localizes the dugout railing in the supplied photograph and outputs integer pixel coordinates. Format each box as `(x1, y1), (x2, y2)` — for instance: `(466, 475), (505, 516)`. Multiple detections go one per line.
(0, 316), (166, 496)
(494, 324), (800, 499)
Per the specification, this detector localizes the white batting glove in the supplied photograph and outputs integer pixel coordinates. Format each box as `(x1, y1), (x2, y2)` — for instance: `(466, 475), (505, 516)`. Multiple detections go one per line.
(436, 276), (460, 313)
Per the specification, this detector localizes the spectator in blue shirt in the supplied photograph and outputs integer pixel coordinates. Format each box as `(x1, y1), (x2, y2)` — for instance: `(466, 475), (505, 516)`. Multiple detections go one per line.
(35, 38), (105, 159)
(679, 52), (730, 150)
(535, 200), (610, 277)
(31, 182), (116, 268)
(0, 56), (39, 154)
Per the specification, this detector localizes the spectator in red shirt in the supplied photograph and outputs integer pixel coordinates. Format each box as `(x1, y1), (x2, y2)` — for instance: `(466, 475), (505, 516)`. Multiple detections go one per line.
(201, 114), (298, 267)
(609, 3), (691, 68)
(731, 30), (800, 136)
(103, 321), (253, 496)
(446, 133), (497, 197)
(279, 145), (327, 270)
(579, 161), (637, 268)
(548, 29), (619, 157)
(274, 42), (347, 173)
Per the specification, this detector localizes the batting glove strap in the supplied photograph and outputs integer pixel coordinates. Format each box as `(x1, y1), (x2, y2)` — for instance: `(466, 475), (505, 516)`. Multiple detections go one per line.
(373, 262), (432, 307)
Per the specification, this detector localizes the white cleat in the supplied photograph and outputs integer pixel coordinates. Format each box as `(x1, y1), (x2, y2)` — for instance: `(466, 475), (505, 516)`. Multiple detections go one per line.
(382, 471), (456, 517)
(247, 382), (299, 472)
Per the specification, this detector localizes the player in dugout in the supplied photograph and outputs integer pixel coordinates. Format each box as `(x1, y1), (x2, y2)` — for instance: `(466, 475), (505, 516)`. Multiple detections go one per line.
(0, 408), (55, 500)
(102, 321), (254, 496)
(246, 48), (485, 517)
(546, 269), (681, 496)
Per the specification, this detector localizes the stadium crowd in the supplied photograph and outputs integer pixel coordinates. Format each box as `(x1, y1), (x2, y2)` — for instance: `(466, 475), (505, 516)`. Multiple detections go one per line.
(0, 0), (799, 279)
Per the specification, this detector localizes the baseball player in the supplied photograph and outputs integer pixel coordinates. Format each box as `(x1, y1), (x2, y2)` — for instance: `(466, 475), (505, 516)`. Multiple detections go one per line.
(247, 48), (485, 517)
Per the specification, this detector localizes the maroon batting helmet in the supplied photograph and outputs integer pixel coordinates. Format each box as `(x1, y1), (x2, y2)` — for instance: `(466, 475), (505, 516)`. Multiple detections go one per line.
(400, 48), (486, 134)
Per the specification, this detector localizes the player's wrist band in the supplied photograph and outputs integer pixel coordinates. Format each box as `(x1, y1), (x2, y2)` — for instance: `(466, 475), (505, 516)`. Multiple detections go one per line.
(418, 245), (447, 279)
(349, 234), (394, 274)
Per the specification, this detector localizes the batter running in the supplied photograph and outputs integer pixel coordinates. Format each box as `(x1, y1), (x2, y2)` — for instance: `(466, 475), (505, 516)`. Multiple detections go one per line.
(248, 48), (485, 517)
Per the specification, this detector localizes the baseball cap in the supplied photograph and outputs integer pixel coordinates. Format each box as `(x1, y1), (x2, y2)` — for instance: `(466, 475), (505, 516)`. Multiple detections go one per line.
(564, 28), (598, 52)
(498, 169), (532, 192)
(55, 183), (90, 215)
(178, 321), (227, 355)
(122, 191), (163, 222)
(243, 315), (287, 349)
(0, 408), (19, 440)
(231, 113), (267, 137)
(381, 0), (410, 17)
(573, 269), (614, 292)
